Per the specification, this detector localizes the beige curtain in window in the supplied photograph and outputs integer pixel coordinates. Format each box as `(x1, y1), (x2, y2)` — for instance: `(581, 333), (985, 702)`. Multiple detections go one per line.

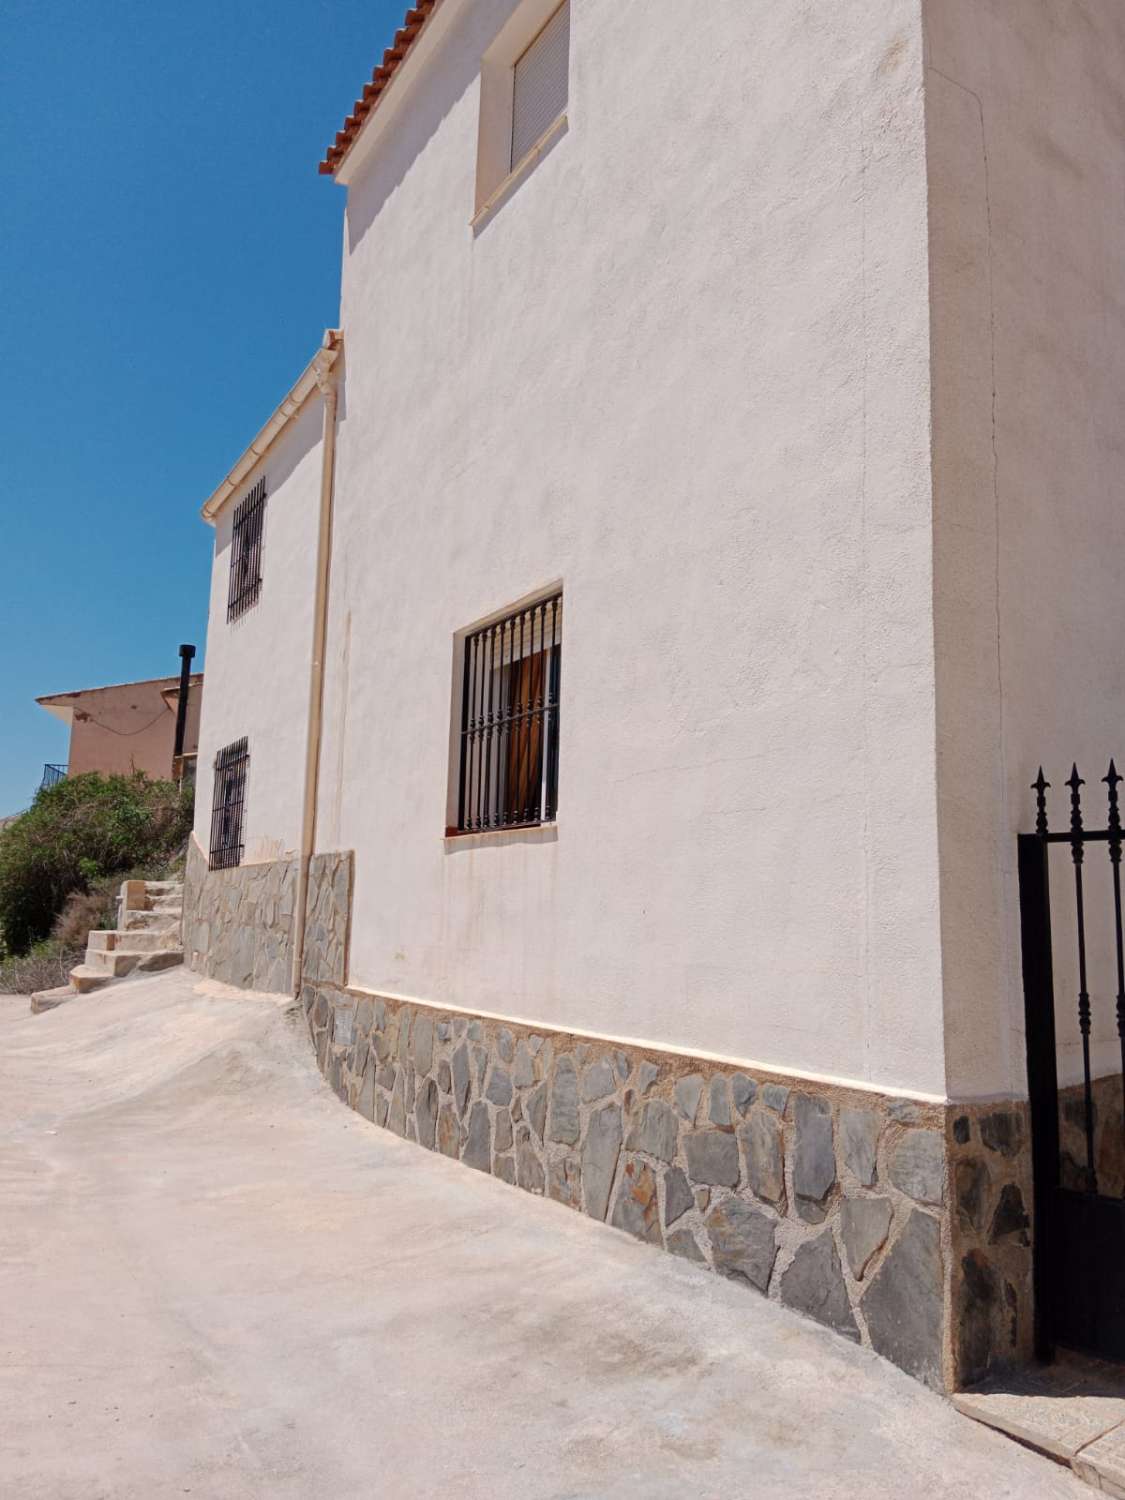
(505, 650), (546, 822)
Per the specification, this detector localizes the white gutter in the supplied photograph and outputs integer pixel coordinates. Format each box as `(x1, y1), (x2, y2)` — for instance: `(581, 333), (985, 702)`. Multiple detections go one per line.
(201, 330), (343, 524)
(290, 338), (343, 995)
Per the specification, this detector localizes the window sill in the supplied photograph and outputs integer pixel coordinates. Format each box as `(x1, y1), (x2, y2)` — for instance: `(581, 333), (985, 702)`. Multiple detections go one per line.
(444, 821), (558, 852)
(471, 112), (568, 234)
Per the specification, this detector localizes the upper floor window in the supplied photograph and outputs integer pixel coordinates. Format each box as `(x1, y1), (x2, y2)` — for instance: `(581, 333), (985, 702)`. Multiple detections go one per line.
(474, 0), (570, 222)
(511, 1), (570, 170)
(454, 593), (562, 833)
(227, 477), (266, 621)
(209, 737), (249, 870)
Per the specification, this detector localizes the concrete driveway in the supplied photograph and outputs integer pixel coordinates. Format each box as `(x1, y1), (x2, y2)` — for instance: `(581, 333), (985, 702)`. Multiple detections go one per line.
(0, 973), (1086, 1499)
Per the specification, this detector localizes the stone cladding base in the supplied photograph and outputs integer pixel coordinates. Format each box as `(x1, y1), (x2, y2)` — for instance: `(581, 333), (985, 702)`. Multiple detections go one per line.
(944, 1077), (1123, 1387)
(947, 1101), (1034, 1386)
(302, 980), (964, 1389)
(183, 841), (351, 995)
(182, 839), (1040, 1393)
(183, 840), (296, 992)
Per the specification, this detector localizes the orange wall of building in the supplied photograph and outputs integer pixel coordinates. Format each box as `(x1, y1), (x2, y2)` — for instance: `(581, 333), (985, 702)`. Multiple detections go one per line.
(60, 678), (201, 780)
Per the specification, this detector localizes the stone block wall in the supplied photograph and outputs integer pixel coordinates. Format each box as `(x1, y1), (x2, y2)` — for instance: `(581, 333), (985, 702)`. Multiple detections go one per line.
(302, 851), (352, 986)
(946, 1102), (1034, 1387)
(941, 1073), (1125, 1387)
(302, 981), (962, 1390)
(184, 840), (296, 992)
(182, 842), (352, 995)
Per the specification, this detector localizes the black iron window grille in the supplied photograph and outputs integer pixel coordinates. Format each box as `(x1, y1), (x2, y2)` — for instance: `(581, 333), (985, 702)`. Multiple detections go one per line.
(227, 477), (266, 621)
(456, 593), (562, 833)
(209, 737), (249, 870)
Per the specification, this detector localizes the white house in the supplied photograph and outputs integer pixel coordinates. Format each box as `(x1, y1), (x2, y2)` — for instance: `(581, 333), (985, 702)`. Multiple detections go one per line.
(186, 0), (1125, 1391)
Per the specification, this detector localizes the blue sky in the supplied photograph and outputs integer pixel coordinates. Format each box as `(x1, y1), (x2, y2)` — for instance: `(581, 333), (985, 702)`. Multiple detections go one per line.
(0, 0), (405, 815)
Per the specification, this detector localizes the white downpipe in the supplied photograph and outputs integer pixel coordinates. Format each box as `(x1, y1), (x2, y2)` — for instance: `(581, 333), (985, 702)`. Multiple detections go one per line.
(291, 337), (342, 995)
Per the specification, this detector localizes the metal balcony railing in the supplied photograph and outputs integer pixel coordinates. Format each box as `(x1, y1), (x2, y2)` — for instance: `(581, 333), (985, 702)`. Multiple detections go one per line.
(40, 763), (67, 790)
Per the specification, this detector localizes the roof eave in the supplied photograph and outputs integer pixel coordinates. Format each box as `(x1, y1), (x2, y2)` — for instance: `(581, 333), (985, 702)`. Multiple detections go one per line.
(36, 700), (74, 725)
(319, 0), (443, 180)
(36, 673), (203, 707)
(160, 679), (203, 710)
(200, 329), (343, 526)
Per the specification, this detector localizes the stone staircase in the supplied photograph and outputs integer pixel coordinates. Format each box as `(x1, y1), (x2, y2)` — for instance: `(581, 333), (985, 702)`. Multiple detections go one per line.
(30, 878), (184, 1013)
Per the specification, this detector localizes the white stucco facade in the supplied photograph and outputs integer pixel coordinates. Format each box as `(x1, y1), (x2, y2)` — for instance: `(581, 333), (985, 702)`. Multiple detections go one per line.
(925, 1), (1125, 1101)
(193, 392), (325, 865)
(191, 0), (1125, 1110)
(314, 0), (947, 1097)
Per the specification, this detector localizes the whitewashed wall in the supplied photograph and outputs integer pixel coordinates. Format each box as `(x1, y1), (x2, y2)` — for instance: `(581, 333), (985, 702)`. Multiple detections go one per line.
(926, 1), (1125, 1099)
(319, 0), (947, 1095)
(193, 394), (324, 864)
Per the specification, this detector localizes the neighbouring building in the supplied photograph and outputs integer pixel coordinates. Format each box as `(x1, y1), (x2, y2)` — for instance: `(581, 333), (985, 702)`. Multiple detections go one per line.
(37, 667), (202, 789)
(184, 0), (1125, 1392)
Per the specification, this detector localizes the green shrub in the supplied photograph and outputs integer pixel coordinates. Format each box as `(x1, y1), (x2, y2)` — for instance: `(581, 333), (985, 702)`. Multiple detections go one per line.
(0, 773), (192, 957)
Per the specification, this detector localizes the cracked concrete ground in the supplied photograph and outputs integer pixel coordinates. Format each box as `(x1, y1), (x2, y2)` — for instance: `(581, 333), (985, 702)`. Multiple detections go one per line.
(0, 973), (1087, 1499)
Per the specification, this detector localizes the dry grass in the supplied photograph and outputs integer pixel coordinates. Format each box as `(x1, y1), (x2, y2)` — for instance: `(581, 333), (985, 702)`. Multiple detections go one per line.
(52, 885), (118, 949)
(0, 943), (83, 995)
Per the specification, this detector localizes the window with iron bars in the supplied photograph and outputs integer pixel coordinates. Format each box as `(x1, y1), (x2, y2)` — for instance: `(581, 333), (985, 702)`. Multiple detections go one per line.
(227, 477), (266, 621)
(209, 738), (249, 870)
(455, 594), (561, 833)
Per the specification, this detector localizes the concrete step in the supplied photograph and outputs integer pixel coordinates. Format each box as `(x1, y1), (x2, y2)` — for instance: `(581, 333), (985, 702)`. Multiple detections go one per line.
(122, 909), (177, 932)
(149, 899), (183, 914)
(134, 950), (183, 974)
(69, 965), (114, 995)
(954, 1353), (1125, 1495)
(86, 929), (118, 952)
(30, 984), (74, 1014)
(88, 948), (181, 976)
(121, 909), (160, 930)
(119, 878), (149, 912)
(106, 930), (181, 954)
(69, 949), (183, 994)
(87, 949), (142, 978)
(144, 881), (184, 896)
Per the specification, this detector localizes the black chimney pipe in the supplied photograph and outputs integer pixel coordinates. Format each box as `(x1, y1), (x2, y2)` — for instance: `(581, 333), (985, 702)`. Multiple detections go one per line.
(173, 643), (196, 765)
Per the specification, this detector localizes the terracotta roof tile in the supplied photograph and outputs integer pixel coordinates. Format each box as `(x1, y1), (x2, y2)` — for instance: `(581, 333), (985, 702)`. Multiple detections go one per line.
(319, 1), (439, 177)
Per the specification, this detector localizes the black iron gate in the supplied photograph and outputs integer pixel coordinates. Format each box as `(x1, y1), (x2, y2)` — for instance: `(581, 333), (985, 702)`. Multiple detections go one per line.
(1019, 763), (1125, 1362)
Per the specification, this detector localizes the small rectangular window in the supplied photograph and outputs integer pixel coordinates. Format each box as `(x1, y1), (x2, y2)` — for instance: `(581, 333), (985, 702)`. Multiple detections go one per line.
(227, 477), (266, 622)
(209, 737), (249, 870)
(456, 594), (562, 833)
(511, 1), (569, 169)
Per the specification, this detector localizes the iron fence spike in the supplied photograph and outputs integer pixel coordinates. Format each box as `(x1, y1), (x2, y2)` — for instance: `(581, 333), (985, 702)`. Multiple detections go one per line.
(1033, 767), (1051, 837)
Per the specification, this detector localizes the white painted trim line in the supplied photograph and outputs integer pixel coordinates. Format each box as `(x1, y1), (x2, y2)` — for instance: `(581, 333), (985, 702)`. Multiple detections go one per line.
(339, 980), (950, 1106)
